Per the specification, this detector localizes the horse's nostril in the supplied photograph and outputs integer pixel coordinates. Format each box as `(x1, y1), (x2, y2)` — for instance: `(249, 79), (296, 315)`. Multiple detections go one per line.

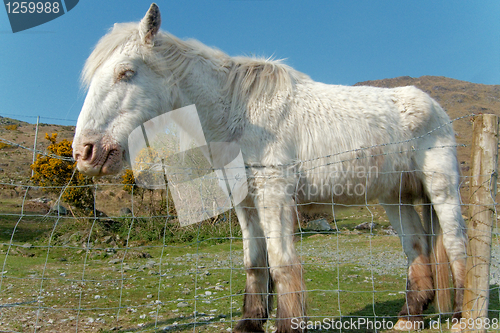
(82, 144), (93, 161)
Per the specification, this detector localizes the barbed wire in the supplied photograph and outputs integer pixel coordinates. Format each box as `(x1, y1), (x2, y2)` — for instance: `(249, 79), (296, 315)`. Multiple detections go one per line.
(0, 114), (475, 167)
(0, 113), (77, 123)
(0, 137), (75, 162)
(0, 113), (497, 333)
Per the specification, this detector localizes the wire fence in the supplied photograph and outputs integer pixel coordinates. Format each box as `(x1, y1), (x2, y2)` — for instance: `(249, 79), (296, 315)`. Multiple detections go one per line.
(0, 114), (499, 332)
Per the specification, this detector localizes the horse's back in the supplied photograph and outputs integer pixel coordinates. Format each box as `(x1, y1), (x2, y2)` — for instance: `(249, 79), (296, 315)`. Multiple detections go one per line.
(276, 82), (455, 205)
(293, 82), (450, 139)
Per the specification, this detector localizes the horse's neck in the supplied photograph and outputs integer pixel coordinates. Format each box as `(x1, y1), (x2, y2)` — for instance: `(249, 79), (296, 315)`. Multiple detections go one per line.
(174, 60), (234, 143)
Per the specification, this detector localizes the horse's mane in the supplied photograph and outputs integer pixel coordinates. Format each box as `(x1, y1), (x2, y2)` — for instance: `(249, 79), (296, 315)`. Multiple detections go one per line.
(82, 22), (310, 109)
(82, 23), (141, 88)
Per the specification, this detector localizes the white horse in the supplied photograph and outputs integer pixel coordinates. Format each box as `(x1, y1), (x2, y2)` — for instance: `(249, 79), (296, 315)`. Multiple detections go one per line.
(73, 4), (467, 332)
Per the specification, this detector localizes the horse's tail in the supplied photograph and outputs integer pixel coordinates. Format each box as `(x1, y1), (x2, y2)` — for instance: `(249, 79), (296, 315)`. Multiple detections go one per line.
(423, 194), (452, 313)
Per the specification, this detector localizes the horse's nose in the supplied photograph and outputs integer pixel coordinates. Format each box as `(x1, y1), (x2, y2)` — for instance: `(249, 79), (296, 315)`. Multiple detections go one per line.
(75, 144), (94, 162)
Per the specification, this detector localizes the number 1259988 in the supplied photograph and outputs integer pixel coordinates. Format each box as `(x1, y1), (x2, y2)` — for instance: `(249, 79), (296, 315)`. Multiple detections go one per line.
(5, 2), (60, 14)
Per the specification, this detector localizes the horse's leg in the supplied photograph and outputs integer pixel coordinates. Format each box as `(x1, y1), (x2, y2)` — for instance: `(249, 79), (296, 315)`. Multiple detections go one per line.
(257, 190), (306, 333)
(411, 142), (467, 321)
(234, 198), (272, 333)
(381, 199), (433, 330)
(420, 166), (467, 320)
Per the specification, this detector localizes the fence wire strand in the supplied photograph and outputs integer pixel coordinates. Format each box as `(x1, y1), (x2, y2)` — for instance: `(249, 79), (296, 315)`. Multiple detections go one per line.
(0, 114), (498, 332)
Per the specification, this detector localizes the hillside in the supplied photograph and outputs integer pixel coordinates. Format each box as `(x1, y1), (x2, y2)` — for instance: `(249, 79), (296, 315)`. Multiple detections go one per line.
(0, 116), (76, 183)
(355, 76), (500, 170)
(1, 76), (499, 184)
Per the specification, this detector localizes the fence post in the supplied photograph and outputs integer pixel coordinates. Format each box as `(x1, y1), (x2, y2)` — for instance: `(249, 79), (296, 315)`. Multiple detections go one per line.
(463, 114), (499, 332)
(31, 115), (40, 178)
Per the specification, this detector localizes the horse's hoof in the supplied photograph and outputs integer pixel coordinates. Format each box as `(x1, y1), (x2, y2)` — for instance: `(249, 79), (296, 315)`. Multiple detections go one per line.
(393, 318), (424, 331)
(233, 321), (265, 333)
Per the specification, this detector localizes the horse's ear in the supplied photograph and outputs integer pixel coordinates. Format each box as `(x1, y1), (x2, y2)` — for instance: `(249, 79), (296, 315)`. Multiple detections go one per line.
(139, 3), (161, 45)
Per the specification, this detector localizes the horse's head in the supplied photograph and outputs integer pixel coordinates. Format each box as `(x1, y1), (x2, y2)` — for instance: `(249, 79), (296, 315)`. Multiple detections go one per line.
(73, 4), (173, 176)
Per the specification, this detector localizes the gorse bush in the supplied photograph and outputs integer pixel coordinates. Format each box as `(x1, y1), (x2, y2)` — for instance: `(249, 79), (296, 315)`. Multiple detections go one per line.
(30, 135), (239, 245)
(31, 133), (94, 210)
(5, 124), (18, 131)
(121, 169), (137, 194)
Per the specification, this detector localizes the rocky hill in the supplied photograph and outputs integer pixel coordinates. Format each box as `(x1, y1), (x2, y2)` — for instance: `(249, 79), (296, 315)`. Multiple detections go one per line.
(355, 76), (500, 170)
(1, 76), (499, 184)
(0, 116), (76, 183)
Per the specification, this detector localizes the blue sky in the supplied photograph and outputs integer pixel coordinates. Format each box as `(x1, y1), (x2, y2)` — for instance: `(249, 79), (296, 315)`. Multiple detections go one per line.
(0, 1), (499, 126)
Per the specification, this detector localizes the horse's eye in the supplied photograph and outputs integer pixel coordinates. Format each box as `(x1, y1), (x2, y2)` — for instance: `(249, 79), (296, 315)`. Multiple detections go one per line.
(115, 69), (135, 83)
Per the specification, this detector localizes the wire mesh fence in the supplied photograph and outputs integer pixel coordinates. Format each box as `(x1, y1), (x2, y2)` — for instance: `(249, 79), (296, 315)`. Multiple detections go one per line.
(0, 114), (499, 332)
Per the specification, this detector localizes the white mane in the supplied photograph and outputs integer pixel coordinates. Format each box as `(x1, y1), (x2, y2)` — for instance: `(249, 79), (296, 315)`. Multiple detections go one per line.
(82, 22), (310, 110)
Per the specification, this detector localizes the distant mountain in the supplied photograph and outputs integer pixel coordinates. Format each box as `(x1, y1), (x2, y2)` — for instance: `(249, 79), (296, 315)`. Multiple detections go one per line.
(1, 76), (499, 183)
(355, 76), (500, 171)
(0, 117), (75, 183)
(355, 76), (500, 119)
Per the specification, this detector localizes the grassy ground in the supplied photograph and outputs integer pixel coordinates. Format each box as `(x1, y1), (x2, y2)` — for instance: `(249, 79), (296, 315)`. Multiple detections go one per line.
(0, 233), (402, 333)
(0, 188), (499, 332)
(1, 232), (498, 332)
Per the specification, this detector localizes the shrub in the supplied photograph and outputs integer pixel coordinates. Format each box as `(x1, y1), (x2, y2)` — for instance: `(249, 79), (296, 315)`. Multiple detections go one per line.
(117, 210), (240, 245)
(121, 169), (136, 194)
(5, 124), (18, 131)
(31, 133), (95, 210)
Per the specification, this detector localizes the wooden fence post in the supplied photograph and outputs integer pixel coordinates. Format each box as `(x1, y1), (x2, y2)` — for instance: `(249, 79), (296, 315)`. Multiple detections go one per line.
(463, 114), (499, 332)
(31, 115), (40, 178)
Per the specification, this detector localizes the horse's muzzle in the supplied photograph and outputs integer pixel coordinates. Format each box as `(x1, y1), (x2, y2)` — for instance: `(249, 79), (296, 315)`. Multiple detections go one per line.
(73, 140), (124, 176)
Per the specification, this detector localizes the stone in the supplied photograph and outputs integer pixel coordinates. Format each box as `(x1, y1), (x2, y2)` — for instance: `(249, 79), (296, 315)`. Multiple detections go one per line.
(120, 207), (132, 215)
(306, 218), (332, 231)
(384, 226), (397, 235)
(354, 222), (378, 230)
(51, 203), (67, 215)
(31, 197), (50, 204)
(102, 236), (112, 243)
(95, 210), (107, 217)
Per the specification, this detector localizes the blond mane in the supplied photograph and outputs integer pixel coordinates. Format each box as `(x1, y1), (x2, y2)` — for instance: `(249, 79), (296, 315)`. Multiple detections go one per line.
(82, 22), (310, 109)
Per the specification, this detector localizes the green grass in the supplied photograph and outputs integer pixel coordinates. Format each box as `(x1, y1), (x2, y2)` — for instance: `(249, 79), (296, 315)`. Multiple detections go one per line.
(0, 202), (498, 332)
(0, 234), (437, 332)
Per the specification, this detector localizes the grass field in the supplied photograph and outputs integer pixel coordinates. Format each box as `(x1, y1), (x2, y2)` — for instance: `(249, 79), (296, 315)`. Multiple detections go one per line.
(0, 189), (499, 332)
(0, 231), (404, 332)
